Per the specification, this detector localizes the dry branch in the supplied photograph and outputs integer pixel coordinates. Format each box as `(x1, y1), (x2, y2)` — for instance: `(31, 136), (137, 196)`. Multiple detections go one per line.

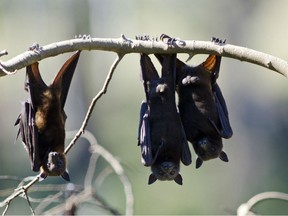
(237, 191), (288, 215)
(0, 35), (287, 77)
(0, 54), (129, 215)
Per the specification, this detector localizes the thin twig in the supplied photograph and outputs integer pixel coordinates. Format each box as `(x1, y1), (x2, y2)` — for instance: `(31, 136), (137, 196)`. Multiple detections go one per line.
(23, 190), (35, 216)
(35, 191), (64, 214)
(84, 151), (100, 189)
(0, 36), (287, 77)
(0, 174), (40, 208)
(64, 53), (124, 154)
(83, 131), (134, 215)
(65, 130), (134, 215)
(94, 167), (113, 189)
(0, 54), (124, 215)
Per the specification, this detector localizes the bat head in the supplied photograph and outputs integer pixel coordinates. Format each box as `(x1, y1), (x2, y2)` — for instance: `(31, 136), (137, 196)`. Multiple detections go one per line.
(195, 137), (229, 168)
(148, 161), (183, 185)
(41, 152), (70, 181)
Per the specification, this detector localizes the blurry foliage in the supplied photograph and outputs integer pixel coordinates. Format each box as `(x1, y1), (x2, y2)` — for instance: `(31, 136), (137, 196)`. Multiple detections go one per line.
(0, 0), (288, 214)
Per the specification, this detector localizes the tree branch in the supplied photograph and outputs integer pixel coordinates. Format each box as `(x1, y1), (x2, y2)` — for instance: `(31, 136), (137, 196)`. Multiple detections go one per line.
(64, 53), (124, 154)
(237, 191), (288, 215)
(0, 35), (287, 77)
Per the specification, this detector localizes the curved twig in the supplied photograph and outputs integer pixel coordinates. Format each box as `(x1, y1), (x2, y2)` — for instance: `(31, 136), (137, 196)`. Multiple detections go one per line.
(0, 35), (287, 77)
(0, 53), (124, 215)
(237, 191), (288, 215)
(64, 53), (124, 154)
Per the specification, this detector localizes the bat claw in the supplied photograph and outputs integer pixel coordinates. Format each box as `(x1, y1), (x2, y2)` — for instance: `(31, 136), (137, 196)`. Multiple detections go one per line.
(211, 37), (226, 45)
(28, 43), (42, 53)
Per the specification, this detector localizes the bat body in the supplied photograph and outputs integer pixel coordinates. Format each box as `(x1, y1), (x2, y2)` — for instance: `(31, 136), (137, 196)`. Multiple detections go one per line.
(156, 35), (233, 168)
(15, 51), (81, 181)
(138, 53), (191, 185)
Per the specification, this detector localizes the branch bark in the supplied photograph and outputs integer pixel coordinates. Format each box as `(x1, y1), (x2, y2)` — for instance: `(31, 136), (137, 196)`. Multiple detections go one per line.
(0, 35), (287, 77)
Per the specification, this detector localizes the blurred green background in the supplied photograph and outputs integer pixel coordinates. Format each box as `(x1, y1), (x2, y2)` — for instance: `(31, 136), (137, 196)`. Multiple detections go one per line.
(1, 0), (288, 215)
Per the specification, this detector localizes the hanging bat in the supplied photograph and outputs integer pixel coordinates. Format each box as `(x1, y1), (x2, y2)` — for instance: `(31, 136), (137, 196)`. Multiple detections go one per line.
(15, 51), (81, 181)
(155, 34), (233, 168)
(138, 53), (192, 185)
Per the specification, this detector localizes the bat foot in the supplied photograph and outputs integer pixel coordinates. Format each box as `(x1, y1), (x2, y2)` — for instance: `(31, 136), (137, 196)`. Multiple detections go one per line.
(211, 37), (226, 45)
(75, 34), (91, 40)
(28, 43), (42, 53)
(160, 33), (186, 47)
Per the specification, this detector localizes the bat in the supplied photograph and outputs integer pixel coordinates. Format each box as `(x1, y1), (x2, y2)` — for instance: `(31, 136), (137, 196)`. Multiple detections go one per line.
(138, 53), (192, 185)
(155, 34), (233, 168)
(15, 51), (81, 181)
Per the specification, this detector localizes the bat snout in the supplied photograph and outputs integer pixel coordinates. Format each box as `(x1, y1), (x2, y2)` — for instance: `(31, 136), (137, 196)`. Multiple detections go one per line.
(45, 152), (67, 176)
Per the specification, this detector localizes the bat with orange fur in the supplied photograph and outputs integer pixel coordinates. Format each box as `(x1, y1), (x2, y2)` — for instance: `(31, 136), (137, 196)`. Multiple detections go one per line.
(15, 51), (81, 181)
(156, 35), (233, 168)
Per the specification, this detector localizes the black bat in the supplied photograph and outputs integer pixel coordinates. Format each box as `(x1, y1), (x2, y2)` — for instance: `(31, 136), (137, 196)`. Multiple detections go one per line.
(15, 51), (81, 181)
(138, 53), (192, 185)
(156, 34), (233, 168)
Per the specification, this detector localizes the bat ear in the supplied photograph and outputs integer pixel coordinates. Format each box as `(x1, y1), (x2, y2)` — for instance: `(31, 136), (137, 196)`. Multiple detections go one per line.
(196, 157), (203, 169)
(148, 173), (157, 185)
(61, 170), (70, 181)
(174, 174), (183, 185)
(202, 54), (222, 83)
(202, 55), (217, 72)
(39, 172), (48, 182)
(219, 151), (229, 162)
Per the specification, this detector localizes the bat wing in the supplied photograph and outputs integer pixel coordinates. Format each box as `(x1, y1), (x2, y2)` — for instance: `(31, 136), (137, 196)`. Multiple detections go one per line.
(15, 62), (47, 172)
(15, 100), (40, 172)
(52, 51), (81, 109)
(213, 83), (233, 138)
(202, 50), (233, 139)
(138, 101), (154, 166)
(180, 124), (192, 166)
